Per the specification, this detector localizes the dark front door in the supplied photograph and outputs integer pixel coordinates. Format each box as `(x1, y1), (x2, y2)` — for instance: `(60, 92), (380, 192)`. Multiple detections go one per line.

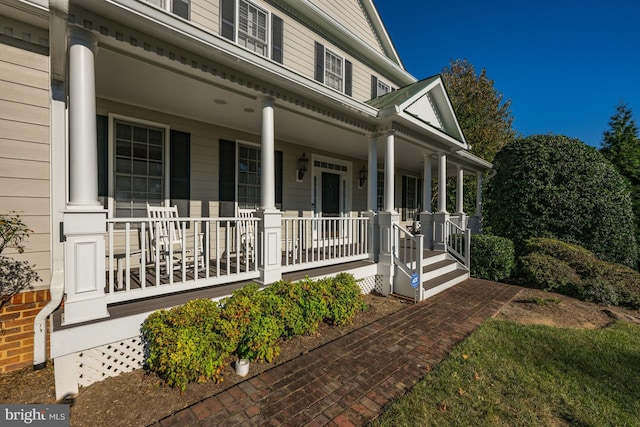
(322, 172), (340, 217)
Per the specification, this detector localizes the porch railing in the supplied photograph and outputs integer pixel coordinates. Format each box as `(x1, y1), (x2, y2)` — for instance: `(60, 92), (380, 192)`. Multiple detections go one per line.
(392, 223), (424, 302)
(105, 216), (260, 304)
(280, 217), (369, 272)
(445, 219), (471, 269)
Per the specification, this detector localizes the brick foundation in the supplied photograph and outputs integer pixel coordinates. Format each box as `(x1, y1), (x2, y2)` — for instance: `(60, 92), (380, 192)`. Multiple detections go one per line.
(0, 290), (51, 373)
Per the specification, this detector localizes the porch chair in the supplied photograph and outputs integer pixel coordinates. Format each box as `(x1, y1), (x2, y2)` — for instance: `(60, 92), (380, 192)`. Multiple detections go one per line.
(236, 207), (256, 263)
(146, 203), (204, 271)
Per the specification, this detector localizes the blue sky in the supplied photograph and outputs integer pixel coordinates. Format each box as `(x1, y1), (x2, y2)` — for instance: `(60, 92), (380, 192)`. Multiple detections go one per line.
(373, 0), (640, 147)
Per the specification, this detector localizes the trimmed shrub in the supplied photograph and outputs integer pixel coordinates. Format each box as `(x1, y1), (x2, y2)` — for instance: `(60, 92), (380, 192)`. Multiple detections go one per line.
(141, 298), (235, 391)
(470, 234), (515, 281)
(485, 134), (637, 267)
(324, 273), (367, 326)
(518, 237), (640, 309)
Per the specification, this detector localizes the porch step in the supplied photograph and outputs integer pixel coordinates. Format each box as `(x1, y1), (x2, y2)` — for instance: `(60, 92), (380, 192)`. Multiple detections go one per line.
(422, 269), (469, 300)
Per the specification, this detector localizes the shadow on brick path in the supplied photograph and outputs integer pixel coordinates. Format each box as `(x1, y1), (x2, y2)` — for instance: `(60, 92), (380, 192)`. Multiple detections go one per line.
(151, 279), (521, 427)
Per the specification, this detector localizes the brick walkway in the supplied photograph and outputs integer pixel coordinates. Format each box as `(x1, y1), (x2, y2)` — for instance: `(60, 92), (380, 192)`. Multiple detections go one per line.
(152, 279), (521, 427)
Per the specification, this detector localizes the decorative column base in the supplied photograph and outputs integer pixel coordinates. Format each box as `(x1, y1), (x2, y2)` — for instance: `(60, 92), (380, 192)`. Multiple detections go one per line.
(63, 210), (109, 325)
(419, 212), (434, 250)
(363, 210), (379, 262)
(255, 209), (282, 284)
(432, 211), (450, 252)
(377, 212), (399, 296)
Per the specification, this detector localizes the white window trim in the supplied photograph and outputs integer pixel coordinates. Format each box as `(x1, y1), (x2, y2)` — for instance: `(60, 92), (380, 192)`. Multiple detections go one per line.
(107, 114), (171, 219)
(324, 48), (345, 92)
(234, 0), (272, 58)
(144, 0), (189, 19)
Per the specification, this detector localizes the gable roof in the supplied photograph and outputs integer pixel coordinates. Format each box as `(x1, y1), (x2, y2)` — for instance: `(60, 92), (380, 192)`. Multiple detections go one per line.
(368, 75), (467, 146)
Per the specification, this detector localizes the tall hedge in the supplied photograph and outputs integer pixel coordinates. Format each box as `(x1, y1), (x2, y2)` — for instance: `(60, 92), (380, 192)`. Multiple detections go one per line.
(485, 134), (637, 268)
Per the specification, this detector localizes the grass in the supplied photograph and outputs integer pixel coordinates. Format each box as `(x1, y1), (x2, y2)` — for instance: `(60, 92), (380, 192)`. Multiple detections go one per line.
(519, 296), (562, 306)
(371, 319), (640, 426)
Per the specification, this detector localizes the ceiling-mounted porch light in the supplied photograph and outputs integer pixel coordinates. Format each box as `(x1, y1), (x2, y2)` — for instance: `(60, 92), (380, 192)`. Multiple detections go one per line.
(358, 165), (367, 189)
(243, 107), (255, 113)
(297, 152), (309, 182)
(214, 99), (227, 105)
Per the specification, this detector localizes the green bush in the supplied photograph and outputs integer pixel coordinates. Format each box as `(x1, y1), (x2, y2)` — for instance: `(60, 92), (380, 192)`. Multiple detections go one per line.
(470, 234), (515, 281)
(142, 274), (367, 389)
(141, 298), (235, 391)
(485, 134), (637, 267)
(324, 273), (367, 326)
(517, 238), (640, 309)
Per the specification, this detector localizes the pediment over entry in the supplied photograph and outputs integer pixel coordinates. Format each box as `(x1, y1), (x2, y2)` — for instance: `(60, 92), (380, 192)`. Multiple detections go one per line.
(368, 75), (467, 147)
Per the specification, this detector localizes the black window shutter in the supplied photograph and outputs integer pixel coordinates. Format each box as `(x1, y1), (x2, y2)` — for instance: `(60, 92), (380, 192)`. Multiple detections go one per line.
(97, 115), (108, 199)
(172, 0), (189, 19)
(271, 14), (283, 64)
(371, 75), (378, 99)
(401, 175), (407, 221)
(219, 139), (236, 217)
(170, 130), (191, 217)
(275, 150), (283, 209)
(314, 42), (324, 83)
(345, 60), (352, 96)
(221, 0), (235, 41)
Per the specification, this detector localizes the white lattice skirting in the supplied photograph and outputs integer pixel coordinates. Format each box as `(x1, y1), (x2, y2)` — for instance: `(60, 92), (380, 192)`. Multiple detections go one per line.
(76, 337), (146, 388)
(358, 274), (380, 294)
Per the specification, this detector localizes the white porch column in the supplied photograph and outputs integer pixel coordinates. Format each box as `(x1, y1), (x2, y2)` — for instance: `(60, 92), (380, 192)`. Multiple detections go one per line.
(475, 171), (483, 216)
(384, 132), (395, 213)
(378, 131), (399, 295)
(456, 166), (465, 215)
(68, 28), (100, 208)
(468, 171), (484, 234)
(433, 152), (449, 251)
(367, 135), (378, 212)
(63, 27), (108, 325)
(260, 97), (276, 211)
(420, 154), (434, 249)
(365, 135), (379, 262)
(257, 97), (281, 284)
(437, 152), (447, 213)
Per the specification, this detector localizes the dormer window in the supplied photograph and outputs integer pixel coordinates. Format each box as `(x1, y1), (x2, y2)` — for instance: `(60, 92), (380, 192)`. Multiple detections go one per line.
(371, 76), (392, 99)
(145, 0), (190, 20)
(221, 0), (284, 63)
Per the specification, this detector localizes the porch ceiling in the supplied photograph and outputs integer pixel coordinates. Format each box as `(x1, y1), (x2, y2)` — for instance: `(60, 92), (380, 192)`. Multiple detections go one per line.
(95, 48), (465, 174)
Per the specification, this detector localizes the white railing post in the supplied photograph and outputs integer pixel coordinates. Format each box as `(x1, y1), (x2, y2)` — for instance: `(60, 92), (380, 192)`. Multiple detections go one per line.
(416, 232), (424, 302)
(465, 228), (471, 270)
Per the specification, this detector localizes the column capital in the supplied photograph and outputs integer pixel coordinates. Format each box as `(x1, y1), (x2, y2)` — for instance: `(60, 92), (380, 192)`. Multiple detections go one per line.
(68, 26), (98, 51)
(259, 96), (275, 107)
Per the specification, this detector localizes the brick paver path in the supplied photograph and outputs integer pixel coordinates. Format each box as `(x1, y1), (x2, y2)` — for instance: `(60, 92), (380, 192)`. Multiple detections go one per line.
(153, 279), (521, 426)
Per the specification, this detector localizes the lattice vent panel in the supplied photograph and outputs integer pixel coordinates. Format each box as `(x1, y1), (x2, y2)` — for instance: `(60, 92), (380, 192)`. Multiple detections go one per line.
(359, 275), (378, 294)
(76, 336), (145, 388)
(374, 275), (383, 294)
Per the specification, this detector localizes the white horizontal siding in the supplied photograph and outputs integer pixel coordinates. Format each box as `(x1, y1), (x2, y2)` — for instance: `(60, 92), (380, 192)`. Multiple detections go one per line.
(0, 41), (51, 280)
(191, 0), (218, 33)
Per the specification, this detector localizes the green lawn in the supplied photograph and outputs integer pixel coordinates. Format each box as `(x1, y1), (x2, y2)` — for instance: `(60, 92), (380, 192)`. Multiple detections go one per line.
(371, 319), (640, 426)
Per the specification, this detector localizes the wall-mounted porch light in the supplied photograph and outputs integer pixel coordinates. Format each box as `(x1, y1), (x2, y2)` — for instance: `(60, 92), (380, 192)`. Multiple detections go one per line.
(358, 165), (367, 189)
(297, 152), (309, 182)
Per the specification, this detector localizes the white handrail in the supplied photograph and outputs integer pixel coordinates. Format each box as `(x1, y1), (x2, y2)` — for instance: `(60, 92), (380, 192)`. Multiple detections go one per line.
(445, 220), (471, 269)
(392, 223), (424, 302)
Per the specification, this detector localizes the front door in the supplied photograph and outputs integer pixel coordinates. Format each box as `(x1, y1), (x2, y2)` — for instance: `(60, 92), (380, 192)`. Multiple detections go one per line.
(321, 172), (340, 217)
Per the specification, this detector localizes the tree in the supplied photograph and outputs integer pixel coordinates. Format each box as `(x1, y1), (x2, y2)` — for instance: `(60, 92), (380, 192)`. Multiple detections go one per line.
(485, 134), (637, 268)
(601, 101), (640, 183)
(600, 102), (640, 247)
(441, 58), (517, 163)
(440, 59), (518, 214)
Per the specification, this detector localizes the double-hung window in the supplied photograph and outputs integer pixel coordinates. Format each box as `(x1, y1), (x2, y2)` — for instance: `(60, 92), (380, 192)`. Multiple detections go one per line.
(315, 42), (353, 96)
(114, 120), (165, 218)
(324, 49), (343, 92)
(237, 144), (261, 209)
(220, 0), (284, 63)
(371, 76), (392, 99)
(145, 0), (190, 19)
(238, 1), (268, 57)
